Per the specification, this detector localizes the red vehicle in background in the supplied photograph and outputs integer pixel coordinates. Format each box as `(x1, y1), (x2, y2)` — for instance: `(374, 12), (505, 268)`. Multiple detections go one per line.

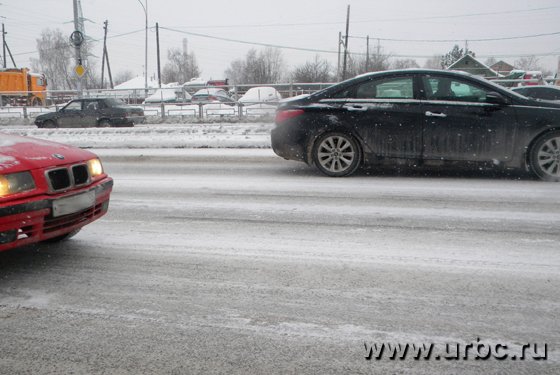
(0, 134), (113, 251)
(521, 71), (545, 86)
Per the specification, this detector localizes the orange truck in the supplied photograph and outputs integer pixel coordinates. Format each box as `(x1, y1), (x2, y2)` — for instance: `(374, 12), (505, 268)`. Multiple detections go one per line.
(0, 68), (47, 106)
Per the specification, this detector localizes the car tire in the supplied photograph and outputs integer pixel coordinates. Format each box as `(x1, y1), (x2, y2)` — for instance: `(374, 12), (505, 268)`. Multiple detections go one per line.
(312, 132), (362, 177)
(529, 130), (560, 182)
(42, 120), (57, 128)
(97, 119), (111, 127)
(43, 229), (81, 244)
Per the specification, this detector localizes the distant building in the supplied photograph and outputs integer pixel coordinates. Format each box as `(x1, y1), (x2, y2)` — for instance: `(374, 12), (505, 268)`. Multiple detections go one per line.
(447, 55), (501, 78)
(490, 61), (516, 75)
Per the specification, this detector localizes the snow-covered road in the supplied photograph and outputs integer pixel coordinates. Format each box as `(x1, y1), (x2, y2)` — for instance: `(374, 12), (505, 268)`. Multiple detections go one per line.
(0, 143), (559, 373)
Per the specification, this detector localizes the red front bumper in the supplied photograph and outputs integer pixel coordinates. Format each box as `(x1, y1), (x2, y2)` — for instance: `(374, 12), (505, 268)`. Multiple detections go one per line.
(0, 177), (113, 252)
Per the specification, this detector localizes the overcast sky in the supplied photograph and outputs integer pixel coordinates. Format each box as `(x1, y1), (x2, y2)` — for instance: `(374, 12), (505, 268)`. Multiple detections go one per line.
(1, 0), (559, 82)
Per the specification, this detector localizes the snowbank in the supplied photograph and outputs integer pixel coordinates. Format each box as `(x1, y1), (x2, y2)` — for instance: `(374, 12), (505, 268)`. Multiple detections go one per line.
(0, 123), (274, 149)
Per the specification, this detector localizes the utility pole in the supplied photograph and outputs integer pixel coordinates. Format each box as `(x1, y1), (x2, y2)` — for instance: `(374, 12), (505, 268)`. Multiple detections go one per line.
(101, 20), (108, 88)
(365, 35), (370, 72)
(336, 32), (341, 80)
(2, 23), (6, 69)
(73, 0), (82, 96)
(136, 0), (148, 96)
(101, 20), (114, 89)
(103, 21), (113, 89)
(156, 23), (161, 88)
(156, 22), (164, 118)
(342, 5), (350, 80)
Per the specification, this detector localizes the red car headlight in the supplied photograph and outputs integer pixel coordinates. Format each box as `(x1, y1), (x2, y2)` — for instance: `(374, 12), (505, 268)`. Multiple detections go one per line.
(0, 171), (36, 197)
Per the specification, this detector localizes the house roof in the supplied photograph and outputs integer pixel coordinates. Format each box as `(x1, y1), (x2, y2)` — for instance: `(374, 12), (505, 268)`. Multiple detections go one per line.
(490, 60), (516, 72)
(448, 55), (502, 78)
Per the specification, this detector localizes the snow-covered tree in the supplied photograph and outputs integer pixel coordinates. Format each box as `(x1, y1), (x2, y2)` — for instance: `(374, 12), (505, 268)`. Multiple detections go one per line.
(162, 48), (200, 84)
(225, 48), (285, 84)
(291, 55), (333, 83)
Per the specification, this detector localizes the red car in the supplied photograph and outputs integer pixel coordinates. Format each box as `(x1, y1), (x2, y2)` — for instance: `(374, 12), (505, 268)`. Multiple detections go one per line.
(0, 134), (113, 251)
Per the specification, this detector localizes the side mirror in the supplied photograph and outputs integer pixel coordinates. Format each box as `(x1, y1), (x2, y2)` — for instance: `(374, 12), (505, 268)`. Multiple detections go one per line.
(486, 92), (509, 105)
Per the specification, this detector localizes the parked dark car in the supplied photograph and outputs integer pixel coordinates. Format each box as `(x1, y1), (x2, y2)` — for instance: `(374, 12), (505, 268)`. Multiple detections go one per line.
(271, 69), (560, 181)
(512, 85), (560, 102)
(34, 98), (145, 128)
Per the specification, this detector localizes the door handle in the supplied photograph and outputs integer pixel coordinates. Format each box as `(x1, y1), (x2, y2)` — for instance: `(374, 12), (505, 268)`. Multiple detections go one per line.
(346, 105), (368, 112)
(425, 111), (447, 118)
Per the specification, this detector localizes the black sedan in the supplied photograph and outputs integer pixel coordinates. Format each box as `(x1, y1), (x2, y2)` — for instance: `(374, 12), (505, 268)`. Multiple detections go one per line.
(35, 98), (145, 128)
(271, 69), (560, 181)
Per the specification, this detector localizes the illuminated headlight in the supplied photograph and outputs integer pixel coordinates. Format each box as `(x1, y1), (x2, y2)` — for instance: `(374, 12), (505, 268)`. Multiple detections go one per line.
(87, 158), (104, 177)
(0, 172), (36, 197)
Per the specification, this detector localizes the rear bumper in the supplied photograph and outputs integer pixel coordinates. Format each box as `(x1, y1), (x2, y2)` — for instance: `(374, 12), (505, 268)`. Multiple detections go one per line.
(0, 178), (113, 252)
(271, 124), (308, 163)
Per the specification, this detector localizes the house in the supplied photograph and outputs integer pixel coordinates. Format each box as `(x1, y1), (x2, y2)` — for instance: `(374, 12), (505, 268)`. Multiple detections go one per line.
(447, 55), (501, 78)
(490, 60), (516, 75)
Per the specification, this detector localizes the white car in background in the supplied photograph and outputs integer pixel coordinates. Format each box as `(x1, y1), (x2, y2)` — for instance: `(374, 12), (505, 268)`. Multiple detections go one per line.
(239, 87), (282, 104)
(239, 87), (282, 117)
(143, 83), (191, 104)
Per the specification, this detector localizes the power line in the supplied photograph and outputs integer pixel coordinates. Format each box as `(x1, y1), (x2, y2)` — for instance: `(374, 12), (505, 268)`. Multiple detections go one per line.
(361, 6), (560, 22)
(348, 31), (560, 43)
(163, 6), (560, 30)
(11, 28), (146, 57)
(160, 26), (560, 59)
(160, 26), (339, 54)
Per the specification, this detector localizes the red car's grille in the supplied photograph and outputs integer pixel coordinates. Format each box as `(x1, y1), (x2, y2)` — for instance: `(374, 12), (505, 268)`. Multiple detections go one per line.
(46, 164), (90, 192)
(47, 168), (71, 190)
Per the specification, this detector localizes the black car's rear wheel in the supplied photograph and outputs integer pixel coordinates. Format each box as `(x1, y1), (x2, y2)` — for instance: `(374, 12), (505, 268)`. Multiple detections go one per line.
(529, 130), (560, 182)
(312, 132), (361, 177)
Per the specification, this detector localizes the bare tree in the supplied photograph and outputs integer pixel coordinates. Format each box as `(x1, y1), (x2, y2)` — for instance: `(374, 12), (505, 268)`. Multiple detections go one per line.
(30, 28), (100, 90)
(162, 48), (200, 84)
(514, 56), (540, 71)
(291, 55), (333, 82)
(484, 57), (498, 67)
(225, 48), (285, 84)
(114, 70), (135, 86)
(30, 29), (75, 90)
(392, 58), (420, 70)
(343, 43), (392, 78)
(424, 55), (443, 69)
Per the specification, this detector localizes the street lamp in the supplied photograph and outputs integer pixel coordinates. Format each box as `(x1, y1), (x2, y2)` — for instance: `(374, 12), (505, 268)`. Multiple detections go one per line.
(136, 0), (148, 95)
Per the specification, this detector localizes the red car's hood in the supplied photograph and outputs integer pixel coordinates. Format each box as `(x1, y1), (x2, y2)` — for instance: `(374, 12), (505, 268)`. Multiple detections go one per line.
(0, 133), (97, 173)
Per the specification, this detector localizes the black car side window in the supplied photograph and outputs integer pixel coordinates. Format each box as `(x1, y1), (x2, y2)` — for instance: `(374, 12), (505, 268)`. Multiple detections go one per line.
(85, 101), (98, 111)
(425, 77), (489, 103)
(64, 101), (82, 111)
(332, 77), (413, 99)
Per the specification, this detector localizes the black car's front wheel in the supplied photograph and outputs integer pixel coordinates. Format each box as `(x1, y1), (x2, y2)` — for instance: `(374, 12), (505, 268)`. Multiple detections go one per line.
(529, 130), (560, 182)
(312, 132), (361, 177)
